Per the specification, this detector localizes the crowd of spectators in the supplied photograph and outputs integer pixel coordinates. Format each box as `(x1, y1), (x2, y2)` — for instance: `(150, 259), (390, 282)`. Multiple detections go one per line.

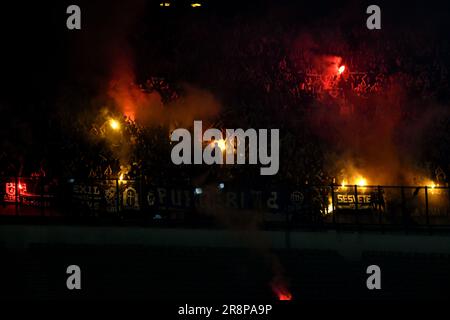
(1, 4), (449, 191)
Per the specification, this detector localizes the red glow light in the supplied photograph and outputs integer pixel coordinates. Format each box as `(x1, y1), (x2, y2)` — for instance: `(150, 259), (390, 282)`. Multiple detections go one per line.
(271, 280), (293, 301)
(278, 292), (292, 300)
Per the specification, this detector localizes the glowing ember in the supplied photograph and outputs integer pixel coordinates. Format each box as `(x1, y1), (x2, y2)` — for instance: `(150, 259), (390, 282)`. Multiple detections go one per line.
(109, 119), (120, 130)
(338, 65), (346, 74)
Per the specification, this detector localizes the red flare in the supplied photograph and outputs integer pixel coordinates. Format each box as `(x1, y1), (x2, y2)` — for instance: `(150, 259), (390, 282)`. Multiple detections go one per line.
(271, 277), (292, 301)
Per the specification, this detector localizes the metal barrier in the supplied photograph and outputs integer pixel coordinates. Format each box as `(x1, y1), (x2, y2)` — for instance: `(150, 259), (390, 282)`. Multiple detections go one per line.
(1, 177), (449, 230)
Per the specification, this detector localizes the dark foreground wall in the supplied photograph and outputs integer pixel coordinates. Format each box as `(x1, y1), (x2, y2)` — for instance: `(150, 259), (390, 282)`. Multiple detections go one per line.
(1, 225), (450, 301)
(1, 225), (450, 259)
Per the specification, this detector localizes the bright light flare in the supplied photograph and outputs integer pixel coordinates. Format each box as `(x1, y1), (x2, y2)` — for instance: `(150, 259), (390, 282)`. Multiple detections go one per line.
(340, 176), (368, 187)
(338, 65), (346, 75)
(210, 139), (227, 152)
(424, 181), (439, 194)
(356, 177), (367, 187)
(327, 202), (334, 214)
(191, 3), (201, 7)
(109, 119), (120, 130)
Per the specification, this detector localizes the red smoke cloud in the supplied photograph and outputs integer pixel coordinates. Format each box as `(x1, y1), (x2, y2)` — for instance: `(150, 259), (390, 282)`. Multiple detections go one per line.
(108, 54), (163, 122)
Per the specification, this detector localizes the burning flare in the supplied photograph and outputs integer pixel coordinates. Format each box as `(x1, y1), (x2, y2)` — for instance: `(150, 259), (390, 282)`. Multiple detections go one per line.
(119, 173), (126, 184)
(210, 139), (227, 152)
(327, 202), (334, 214)
(271, 277), (292, 301)
(426, 181), (439, 194)
(340, 175), (368, 187)
(109, 119), (120, 130)
(356, 177), (367, 187)
(273, 287), (292, 301)
(338, 65), (346, 75)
